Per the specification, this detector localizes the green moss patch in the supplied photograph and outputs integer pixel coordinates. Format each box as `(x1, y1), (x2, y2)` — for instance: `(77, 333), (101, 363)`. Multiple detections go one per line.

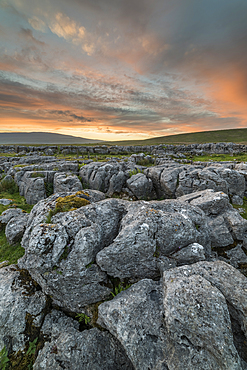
(46, 192), (90, 223)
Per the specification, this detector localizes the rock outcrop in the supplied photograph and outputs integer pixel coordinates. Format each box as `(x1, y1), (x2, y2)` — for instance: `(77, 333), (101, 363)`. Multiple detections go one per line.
(1, 141), (247, 368)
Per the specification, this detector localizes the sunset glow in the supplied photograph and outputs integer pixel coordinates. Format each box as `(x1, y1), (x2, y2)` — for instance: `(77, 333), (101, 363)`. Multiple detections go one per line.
(1, 0), (247, 141)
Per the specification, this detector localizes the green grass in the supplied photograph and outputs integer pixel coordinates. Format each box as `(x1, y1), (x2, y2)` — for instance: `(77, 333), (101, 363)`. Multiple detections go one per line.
(104, 128), (247, 146)
(56, 153), (132, 161)
(0, 189), (33, 265)
(189, 153), (247, 162)
(0, 191), (33, 214)
(0, 229), (25, 264)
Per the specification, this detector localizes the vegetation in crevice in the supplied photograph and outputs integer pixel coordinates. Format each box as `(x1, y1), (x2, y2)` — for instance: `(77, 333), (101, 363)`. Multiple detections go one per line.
(128, 168), (143, 177)
(44, 181), (53, 197)
(0, 346), (9, 370)
(45, 191), (90, 223)
(7, 296), (52, 370)
(233, 197), (247, 220)
(30, 172), (45, 178)
(111, 283), (131, 297)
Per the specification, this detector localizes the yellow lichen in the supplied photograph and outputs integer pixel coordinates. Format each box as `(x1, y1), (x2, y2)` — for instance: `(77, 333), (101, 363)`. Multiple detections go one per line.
(55, 194), (90, 213)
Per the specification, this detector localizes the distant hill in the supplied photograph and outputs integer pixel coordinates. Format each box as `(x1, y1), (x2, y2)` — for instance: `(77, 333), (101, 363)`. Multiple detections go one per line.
(106, 128), (247, 146)
(0, 132), (103, 145)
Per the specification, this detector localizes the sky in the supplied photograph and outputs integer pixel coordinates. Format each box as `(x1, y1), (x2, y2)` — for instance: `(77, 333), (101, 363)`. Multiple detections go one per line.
(0, 0), (247, 141)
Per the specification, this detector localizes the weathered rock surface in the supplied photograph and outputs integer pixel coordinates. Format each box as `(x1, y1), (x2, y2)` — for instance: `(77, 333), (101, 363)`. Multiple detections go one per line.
(169, 242), (206, 266)
(0, 265), (47, 354)
(2, 152), (247, 370)
(33, 310), (133, 370)
(96, 199), (210, 281)
(163, 261), (247, 338)
(179, 189), (247, 249)
(126, 172), (153, 199)
(79, 161), (128, 193)
(98, 279), (169, 370)
(0, 207), (25, 229)
(19, 197), (125, 312)
(53, 172), (82, 193)
(5, 213), (29, 245)
(18, 171), (47, 204)
(0, 198), (12, 205)
(163, 273), (242, 369)
(176, 166), (245, 205)
(98, 261), (247, 370)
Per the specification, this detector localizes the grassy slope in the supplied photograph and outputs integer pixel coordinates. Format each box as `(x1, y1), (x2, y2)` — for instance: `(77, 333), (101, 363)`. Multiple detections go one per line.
(105, 128), (247, 146)
(1, 128), (247, 147)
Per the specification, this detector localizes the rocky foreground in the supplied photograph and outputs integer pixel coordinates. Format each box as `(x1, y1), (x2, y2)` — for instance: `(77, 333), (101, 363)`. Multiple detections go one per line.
(1, 143), (247, 369)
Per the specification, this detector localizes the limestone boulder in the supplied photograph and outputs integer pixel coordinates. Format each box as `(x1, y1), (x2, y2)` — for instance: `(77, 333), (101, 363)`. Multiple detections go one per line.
(53, 172), (82, 193)
(34, 310), (133, 370)
(5, 213), (29, 245)
(126, 172), (153, 199)
(0, 265), (47, 354)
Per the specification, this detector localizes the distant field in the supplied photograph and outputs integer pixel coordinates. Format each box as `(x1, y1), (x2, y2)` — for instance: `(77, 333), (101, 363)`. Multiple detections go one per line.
(105, 128), (247, 146)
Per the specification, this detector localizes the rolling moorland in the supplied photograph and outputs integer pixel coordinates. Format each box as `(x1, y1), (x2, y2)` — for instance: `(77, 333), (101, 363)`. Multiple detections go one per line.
(2, 128), (247, 146)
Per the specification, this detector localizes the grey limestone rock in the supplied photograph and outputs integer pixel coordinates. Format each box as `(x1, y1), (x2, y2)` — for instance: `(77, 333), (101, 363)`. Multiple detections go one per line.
(126, 172), (153, 199)
(19, 198), (126, 312)
(98, 279), (169, 370)
(145, 165), (183, 199)
(176, 167), (228, 197)
(53, 172), (82, 193)
(163, 273), (242, 369)
(79, 161), (128, 193)
(0, 199), (12, 205)
(0, 207), (25, 229)
(96, 199), (210, 281)
(0, 265), (47, 354)
(19, 172), (47, 204)
(34, 312), (133, 370)
(107, 170), (126, 195)
(163, 261), (247, 338)
(170, 242), (206, 266)
(225, 244), (247, 268)
(21, 189), (105, 245)
(176, 166), (245, 205)
(207, 215), (234, 247)
(178, 189), (230, 216)
(179, 189), (247, 248)
(5, 213), (29, 245)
